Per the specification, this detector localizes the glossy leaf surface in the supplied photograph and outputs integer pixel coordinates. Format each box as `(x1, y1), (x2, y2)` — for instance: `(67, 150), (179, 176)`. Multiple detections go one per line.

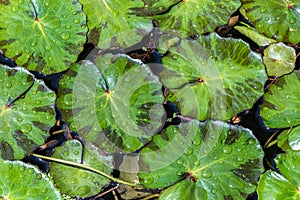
(160, 33), (267, 120)
(0, 0), (87, 74)
(257, 151), (300, 200)
(0, 159), (62, 199)
(50, 140), (113, 197)
(261, 71), (300, 128)
(57, 54), (164, 152)
(79, 0), (152, 49)
(241, 0), (300, 44)
(138, 120), (264, 199)
(0, 65), (55, 159)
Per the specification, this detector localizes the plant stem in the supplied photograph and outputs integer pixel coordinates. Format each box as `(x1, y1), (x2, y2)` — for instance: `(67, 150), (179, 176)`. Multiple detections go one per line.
(31, 153), (138, 187)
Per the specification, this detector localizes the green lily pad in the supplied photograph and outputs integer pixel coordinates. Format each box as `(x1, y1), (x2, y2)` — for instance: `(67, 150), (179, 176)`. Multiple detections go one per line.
(234, 25), (276, 46)
(257, 151), (300, 199)
(0, 0), (87, 74)
(78, 0), (152, 49)
(0, 64), (55, 160)
(160, 33), (267, 121)
(50, 140), (113, 197)
(261, 71), (300, 128)
(138, 120), (264, 199)
(0, 159), (62, 199)
(241, 0), (300, 44)
(263, 42), (296, 77)
(133, 0), (240, 36)
(57, 54), (164, 152)
(278, 126), (300, 151)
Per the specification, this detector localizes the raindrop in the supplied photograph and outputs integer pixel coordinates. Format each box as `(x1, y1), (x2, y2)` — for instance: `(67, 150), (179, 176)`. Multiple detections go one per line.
(194, 161), (200, 166)
(142, 176), (154, 184)
(48, 56), (53, 61)
(28, 168), (34, 174)
(201, 168), (212, 178)
(237, 156), (243, 162)
(184, 147), (193, 155)
(21, 124), (32, 134)
(65, 25), (72, 29)
(11, 6), (19, 12)
(63, 151), (69, 157)
(81, 172), (88, 178)
(19, 166), (25, 172)
(73, 19), (80, 24)
(17, 117), (23, 122)
(265, 17), (269, 21)
(260, 9), (266, 13)
(222, 146), (232, 154)
(192, 138), (201, 146)
(61, 32), (70, 40)
(247, 138), (256, 145)
(176, 170), (185, 176)
(177, 159), (184, 165)
(33, 31), (41, 38)
(74, 150), (80, 155)
(5, 82), (12, 88)
(46, 45), (52, 50)
(36, 173), (42, 179)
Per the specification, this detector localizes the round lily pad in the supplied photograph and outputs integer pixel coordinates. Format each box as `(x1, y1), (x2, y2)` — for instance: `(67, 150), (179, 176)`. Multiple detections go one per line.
(50, 140), (113, 197)
(79, 0), (152, 49)
(263, 42), (296, 77)
(0, 0), (87, 74)
(160, 33), (267, 121)
(0, 64), (56, 160)
(138, 120), (264, 199)
(257, 150), (300, 199)
(57, 54), (165, 152)
(0, 159), (62, 199)
(138, 0), (240, 36)
(241, 0), (300, 44)
(261, 71), (300, 128)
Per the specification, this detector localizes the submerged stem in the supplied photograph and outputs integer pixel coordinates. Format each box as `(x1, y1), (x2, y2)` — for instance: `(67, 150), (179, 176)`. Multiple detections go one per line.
(31, 153), (138, 187)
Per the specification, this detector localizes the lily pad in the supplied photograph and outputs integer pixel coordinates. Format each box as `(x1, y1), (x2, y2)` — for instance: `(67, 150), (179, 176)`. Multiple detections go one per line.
(278, 126), (300, 151)
(0, 0), (87, 74)
(78, 0), (152, 49)
(57, 54), (165, 152)
(0, 64), (55, 160)
(50, 140), (113, 197)
(0, 159), (62, 199)
(263, 42), (296, 77)
(261, 71), (300, 128)
(134, 0), (240, 36)
(138, 120), (264, 199)
(159, 33), (267, 121)
(257, 150), (300, 199)
(241, 0), (300, 44)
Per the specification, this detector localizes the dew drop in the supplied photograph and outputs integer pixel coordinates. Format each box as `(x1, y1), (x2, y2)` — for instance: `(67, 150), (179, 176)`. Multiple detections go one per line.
(247, 138), (256, 145)
(142, 176), (154, 184)
(65, 25), (72, 29)
(73, 19), (80, 24)
(48, 56), (53, 61)
(74, 150), (80, 155)
(28, 168), (34, 174)
(21, 124), (32, 134)
(33, 31), (41, 38)
(176, 170), (185, 176)
(194, 161), (200, 166)
(46, 45), (52, 50)
(275, 16), (280, 21)
(201, 168), (212, 178)
(19, 166), (25, 172)
(192, 138), (201, 146)
(81, 172), (88, 178)
(11, 5), (19, 12)
(260, 9), (266, 13)
(63, 151), (69, 157)
(5, 82), (12, 88)
(17, 117), (23, 122)
(184, 147), (193, 155)
(36, 173), (42, 179)
(265, 17), (269, 21)
(177, 159), (184, 165)
(222, 146), (232, 154)
(61, 32), (70, 40)
(290, 19), (296, 24)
